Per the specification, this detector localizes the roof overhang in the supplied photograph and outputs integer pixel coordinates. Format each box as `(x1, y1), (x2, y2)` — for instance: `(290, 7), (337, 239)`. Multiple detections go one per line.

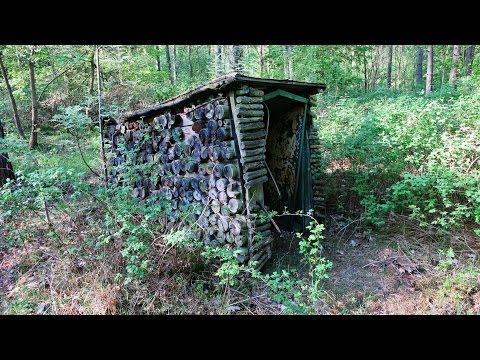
(121, 73), (326, 122)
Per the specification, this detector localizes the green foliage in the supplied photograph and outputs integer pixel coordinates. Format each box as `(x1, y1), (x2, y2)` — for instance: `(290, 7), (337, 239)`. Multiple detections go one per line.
(437, 247), (457, 272)
(317, 75), (480, 235)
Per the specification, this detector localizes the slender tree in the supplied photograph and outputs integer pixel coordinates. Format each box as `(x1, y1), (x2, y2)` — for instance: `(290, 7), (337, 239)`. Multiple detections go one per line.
(231, 45), (243, 73)
(165, 45), (174, 85)
(283, 45), (294, 79)
(89, 47), (95, 95)
(0, 48), (26, 139)
(441, 45), (448, 86)
(465, 45), (475, 76)
(415, 46), (424, 87)
(156, 45), (162, 72)
(172, 45), (177, 83)
(28, 46), (39, 149)
(258, 45), (265, 76)
(0, 118), (16, 186)
(387, 45), (393, 88)
(449, 45), (460, 86)
(214, 45), (222, 77)
(187, 45), (193, 78)
(96, 46), (108, 186)
(426, 45), (433, 94)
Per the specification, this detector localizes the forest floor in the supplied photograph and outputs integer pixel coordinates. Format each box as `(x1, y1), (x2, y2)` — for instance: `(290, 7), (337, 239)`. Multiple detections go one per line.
(321, 216), (480, 314)
(2, 209), (480, 315)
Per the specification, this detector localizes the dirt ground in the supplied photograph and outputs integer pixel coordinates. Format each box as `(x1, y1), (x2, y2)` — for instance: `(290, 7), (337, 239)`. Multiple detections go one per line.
(2, 212), (480, 315)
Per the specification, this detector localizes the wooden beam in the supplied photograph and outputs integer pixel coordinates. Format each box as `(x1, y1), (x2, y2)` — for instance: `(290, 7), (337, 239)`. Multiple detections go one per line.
(263, 89), (309, 103)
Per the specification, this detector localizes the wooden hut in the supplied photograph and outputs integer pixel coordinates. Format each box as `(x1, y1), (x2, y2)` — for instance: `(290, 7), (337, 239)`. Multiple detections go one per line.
(106, 73), (326, 269)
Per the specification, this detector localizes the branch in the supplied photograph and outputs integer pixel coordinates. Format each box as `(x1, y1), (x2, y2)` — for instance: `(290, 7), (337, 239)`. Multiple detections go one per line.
(37, 50), (88, 103)
(67, 129), (100, 178)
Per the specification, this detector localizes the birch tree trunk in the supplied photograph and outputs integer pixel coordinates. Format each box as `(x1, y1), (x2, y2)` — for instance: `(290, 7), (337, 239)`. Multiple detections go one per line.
(0, 49), (26, 139)
(426, 45), (433, 94)
(449, 45), (460, 86)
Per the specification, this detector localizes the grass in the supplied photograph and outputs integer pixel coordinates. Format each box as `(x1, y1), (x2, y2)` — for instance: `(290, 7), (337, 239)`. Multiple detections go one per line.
(8, 124), (101, 176)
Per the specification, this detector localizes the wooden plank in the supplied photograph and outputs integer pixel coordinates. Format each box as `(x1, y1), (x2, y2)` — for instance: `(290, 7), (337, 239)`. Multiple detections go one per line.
(263, 88), (309, 103)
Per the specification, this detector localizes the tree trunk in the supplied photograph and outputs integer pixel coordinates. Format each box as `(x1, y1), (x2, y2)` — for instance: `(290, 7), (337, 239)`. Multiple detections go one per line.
(283, 45), (294, 79)
(441, 45), (448, 86)
(387, 45), (393, 88)
(0, 50), (26, 139)
(156, 45), (161, 71)
(465, 45), (475, 76)
(165, 45), (174, 85)
(0, 118), (16, 186)
(28, 46), (39, 149)
(449, 45), (460, 86)
(231, 45), (243, 73)
(214, 45), (222, 77)
(258, 45), (264, 76)
(172, 45), (177, 83)
(89, 48), (95, 95)
(188, 45), (193, 78)
(415, 46), (424, 87)
(363, 50), (368, 92)
(426, 45), (433, 94)
(96, 46), (108, 185)
(287, 45), (294, 79)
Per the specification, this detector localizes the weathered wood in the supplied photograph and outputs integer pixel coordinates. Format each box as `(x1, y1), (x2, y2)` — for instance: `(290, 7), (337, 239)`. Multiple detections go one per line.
(213, 163), (224, 178)
(207, 119), (218, 133)
(238, 129), (266, 141)
(208, 175), (217, 189)
(201, 146), (209, 160)
(208, 145), (221, 162)
(240, 147), (265, 158)
(236, 122), (264, 132)
(228, 198), (243, 214)
(226, 181), (241, 197)
(236, 96), (263, 104)
(199, 128), (210, 145)
(204, 103), (215, 119)
(216, 178), (228, 192)
(192, 121), (203, 133)
(236, 109), (264, 118)
(241, 160), (264, 172)
(240, 139), (266, 150)
(214, 104), (230, 119)
(234, 235), (247, 247)
(223, 163), (239, 180)
(243, 167), (267, 181)
(250, 235), (273, 252)
(238, 117), (263, 124)
(217, 216), (229, 233)
(194, 106), (204, 120)
(211, 200), (221, 214)
(229, 218), (246, 236)
(221, 205), (231, 217)
(218, 190), (228, 204)
(193, 189), (202, 201)
(215, 126), (231, 142)
(236, 103), (264, 111)
(172, 160), (181, 174)
(241, 154), (266, 163)
(221, 140), (237, 160)
(199, 178), (209, 192)
(252, 223), (270, 233)
(244, 175), (268, 189)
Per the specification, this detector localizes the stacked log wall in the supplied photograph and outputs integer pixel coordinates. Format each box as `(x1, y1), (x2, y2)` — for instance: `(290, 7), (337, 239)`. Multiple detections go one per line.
(229, 85), (272, 270)
(107, 95), (251, 264)
(308, 95), (326, 221)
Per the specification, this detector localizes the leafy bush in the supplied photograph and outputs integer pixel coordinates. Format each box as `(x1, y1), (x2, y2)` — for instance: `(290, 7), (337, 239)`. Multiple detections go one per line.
(315, 76), (480, 234)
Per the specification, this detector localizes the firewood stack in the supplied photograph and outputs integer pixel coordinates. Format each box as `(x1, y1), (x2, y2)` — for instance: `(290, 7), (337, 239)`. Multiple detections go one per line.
(308, 94), (326, 221)
(107, 90), (272, 268)
(231, 85), (273, 270)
